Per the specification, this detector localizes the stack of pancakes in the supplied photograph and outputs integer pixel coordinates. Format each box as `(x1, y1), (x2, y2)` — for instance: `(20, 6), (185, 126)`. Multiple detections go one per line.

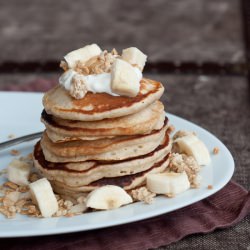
(33, 78), (172, 198)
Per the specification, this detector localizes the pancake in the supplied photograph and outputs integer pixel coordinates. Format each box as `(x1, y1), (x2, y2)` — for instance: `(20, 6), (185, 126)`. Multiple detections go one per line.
(50, 153), (170, 194)
(33, 134), (171, 186)
(42, 78), (164, 121)
(41, 122), (168, 162)
(41, 101), (165, 142)
(46, 129), (114, 142)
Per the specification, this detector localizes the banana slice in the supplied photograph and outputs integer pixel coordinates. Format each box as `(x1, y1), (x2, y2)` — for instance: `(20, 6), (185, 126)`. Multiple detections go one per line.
(64, 44), (102, 68)
(111, 58), (141, 97)
(174, 134), (211, 165)
(29, 178), (58, 218)
(121, 47), (147, 71)
(146, 172), (190, 196)
(86, 185), (132, 210)
(7, 159), (31, 186)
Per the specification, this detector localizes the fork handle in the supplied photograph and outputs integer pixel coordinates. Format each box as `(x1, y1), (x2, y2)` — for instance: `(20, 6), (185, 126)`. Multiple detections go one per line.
(0, 132), (42, 151)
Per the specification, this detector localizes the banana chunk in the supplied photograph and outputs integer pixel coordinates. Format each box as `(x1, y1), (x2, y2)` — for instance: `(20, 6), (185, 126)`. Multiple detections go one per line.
(174, 134), (211, 166)
(64, 44), (102, 68)
(121, 47), (147, 71)
(111, 59), (141, 97)
(7, 159), (31, 186)
(146, 172), (190, 196)
(86, 185), (132, 210)
(29, 178), (58, 218)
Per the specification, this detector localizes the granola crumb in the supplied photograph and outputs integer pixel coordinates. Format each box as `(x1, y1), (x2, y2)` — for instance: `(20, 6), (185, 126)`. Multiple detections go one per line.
(65, 213), (74, 217)
(60, 60), (68, 71)
(10, 150), (20, 156)
(62, 209), (67, 216)
(20, 210), (29, 215)
(168, 124), (175, 134)
(131, 187), (156, 204)
(8, 205), (16, 213)
(111, 48), (118, 55)
(3, 197), (15, 207)
(207, 185), (213, 190)
(165, 193), (175, 198)
(70, 75), (88, 99)
(63, 200), (73, 210)
(55, 194), (61, 201)
(29, 173), (40, 183)
(213, 147), (219, 155)
(18, 185), (29, 193)
(27, 205), (37, 214)
(3, 181), (19, 191)
(15, 199), (28, 207)
(74, 61), (90, 75)
(173, 130), (196, 141)
(5, 191), (20, 203)
(77, 196), (86, 204)
(57, 199), (64, 208)
(74, 49), (117, 76)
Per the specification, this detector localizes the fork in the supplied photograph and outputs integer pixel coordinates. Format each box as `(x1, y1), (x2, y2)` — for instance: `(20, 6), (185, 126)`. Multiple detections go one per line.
(0, 132), (42, 151)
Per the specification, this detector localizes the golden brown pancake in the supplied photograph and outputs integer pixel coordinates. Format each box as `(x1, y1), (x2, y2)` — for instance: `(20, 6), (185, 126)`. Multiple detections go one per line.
(43, 78), (164, 121)
(40, 122), (168, 162)
(33, 134), (171, 186)
(41, 101), (166, 142)
(50, 153), (170, 194)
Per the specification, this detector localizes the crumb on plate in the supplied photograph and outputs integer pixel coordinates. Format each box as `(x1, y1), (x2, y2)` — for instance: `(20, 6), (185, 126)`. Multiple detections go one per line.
(10, 150), (20, 156)
(213, 147), (219, 155)
(131, 186), (156, 204)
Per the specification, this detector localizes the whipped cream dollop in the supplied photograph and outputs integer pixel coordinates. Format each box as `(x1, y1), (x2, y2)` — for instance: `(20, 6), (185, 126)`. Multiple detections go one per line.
(59, 45), (147, 99)
(59, 67), (142, 97)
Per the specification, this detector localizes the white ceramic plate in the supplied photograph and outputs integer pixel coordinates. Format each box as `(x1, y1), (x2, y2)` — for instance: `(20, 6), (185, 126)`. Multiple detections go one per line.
(0, 92), (234, 238)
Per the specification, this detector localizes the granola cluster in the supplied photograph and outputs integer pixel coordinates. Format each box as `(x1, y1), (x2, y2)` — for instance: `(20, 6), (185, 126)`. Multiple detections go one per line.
(0, 179), (87, 219)
(70, 74), (88, 99)
(131, 186), (156, 204)
(60, 49), (118, 75)
(168, 153), (201, 188)
(54, 195), (86, 217)
(0, 180), (40, 218)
